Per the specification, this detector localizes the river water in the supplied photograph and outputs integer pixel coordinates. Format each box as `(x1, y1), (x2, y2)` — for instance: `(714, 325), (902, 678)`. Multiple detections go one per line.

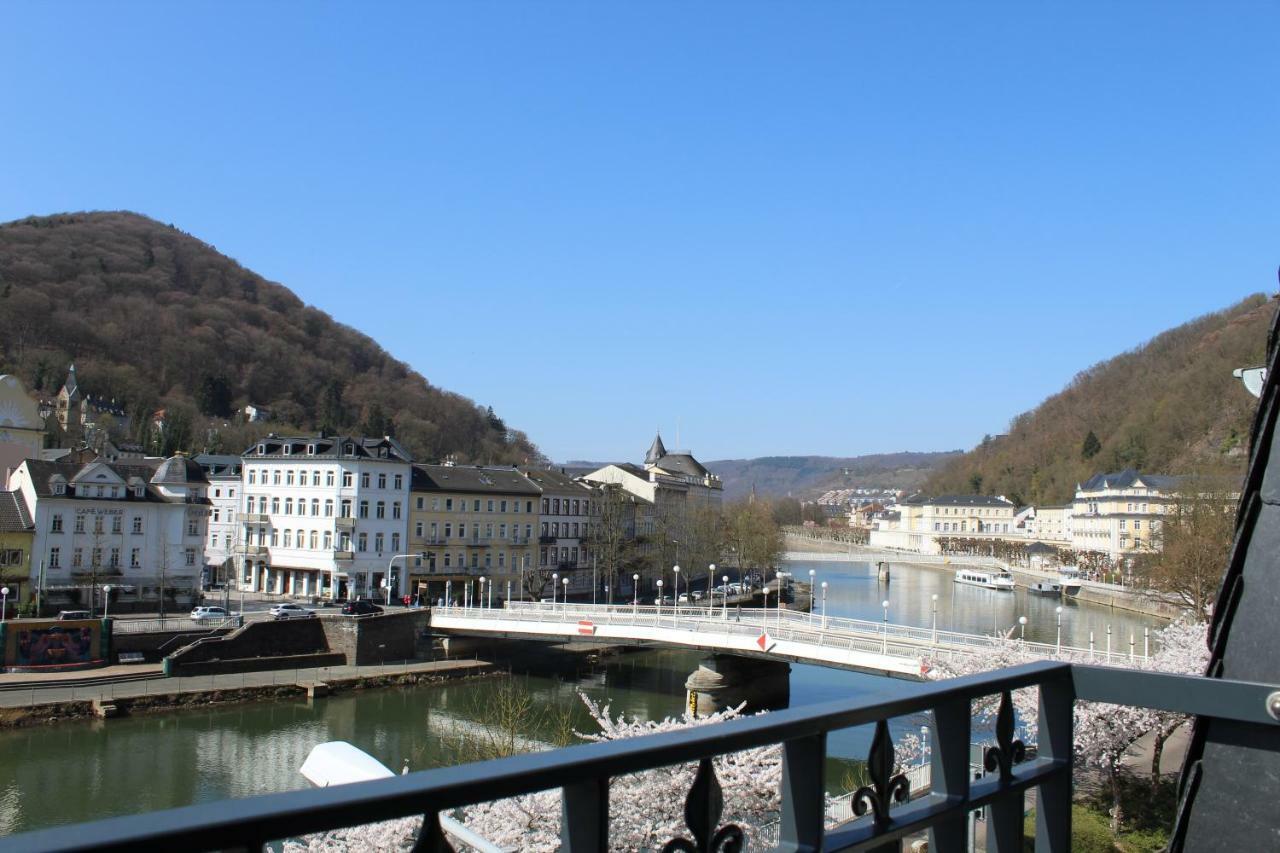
(0, 558), (1164, 837)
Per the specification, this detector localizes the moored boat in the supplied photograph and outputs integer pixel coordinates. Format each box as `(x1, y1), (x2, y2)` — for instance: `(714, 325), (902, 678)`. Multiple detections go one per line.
(1030, 581), (1062, 596)
(954, 569), (1016, 591)
(1058, 566), (1083, 597)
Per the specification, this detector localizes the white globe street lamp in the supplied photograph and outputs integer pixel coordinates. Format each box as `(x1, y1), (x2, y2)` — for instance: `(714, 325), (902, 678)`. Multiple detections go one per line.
(707, 563), (716, 614)
(478, 577), (486, 610)
(0, 586), (9, 623)
(722, 574), (730, 619)
(103, 585), (113, 619)
(1018, 615), (1028, 641)
(881, 599), (890, 654)
(632, 573), (640, 610)
(656, 579), (664, 616)
(1055, 606), (1063, 653)
(820, 581), (828, 628)
(552, 573), (559, 609)
(561, 576), (569, 612)
(931, 593), (939, 645)
(672, 565), (680, 607)
(808, 569), (816, 622)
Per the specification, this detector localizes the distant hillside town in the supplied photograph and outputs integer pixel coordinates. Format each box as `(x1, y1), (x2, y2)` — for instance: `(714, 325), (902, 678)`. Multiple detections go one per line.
(0, 369), (727, 616)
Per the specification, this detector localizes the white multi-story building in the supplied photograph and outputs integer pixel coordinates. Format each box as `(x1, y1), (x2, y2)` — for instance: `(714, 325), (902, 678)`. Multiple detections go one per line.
(11, 454), (210, 613)
(239, 434), (413, 601)
(196, 453), (243, 588)
(869, 493), (1017, 553)
(1069, 469), (1179, 559)
(1026, 505), (1072, 543)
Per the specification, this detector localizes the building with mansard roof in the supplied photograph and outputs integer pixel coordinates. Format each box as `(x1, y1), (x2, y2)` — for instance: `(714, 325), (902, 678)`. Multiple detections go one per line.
(238, 434), (413, 601)
(9, 454), (209, 614)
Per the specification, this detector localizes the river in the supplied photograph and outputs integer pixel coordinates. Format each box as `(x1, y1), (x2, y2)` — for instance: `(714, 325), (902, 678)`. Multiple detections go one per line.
(0, 558), (1165, 837)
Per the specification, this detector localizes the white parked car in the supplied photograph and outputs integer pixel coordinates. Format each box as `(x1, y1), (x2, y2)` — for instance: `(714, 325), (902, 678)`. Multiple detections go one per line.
(270, 603), (316, 620)
(190, 606), (230, 622)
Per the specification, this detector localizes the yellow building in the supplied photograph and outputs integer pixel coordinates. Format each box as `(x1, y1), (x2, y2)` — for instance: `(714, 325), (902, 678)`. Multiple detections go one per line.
(1070, 469), (1179, 558)
(408, 464), (540, 605)
(0, 491), (35, 615)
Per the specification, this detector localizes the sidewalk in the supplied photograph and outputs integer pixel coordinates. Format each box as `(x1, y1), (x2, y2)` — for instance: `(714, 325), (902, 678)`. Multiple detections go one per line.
(0, 659), (491, 709)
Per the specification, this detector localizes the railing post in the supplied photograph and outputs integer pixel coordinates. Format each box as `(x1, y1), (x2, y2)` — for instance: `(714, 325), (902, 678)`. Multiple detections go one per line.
(1034, 671), (1074, 852)
(561, 776), (609, 851)
(778, 733), (826, 852)
(928, 696), (971, 853)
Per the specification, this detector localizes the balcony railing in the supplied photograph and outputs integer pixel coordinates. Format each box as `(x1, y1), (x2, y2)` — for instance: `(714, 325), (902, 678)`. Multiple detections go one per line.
(242, 513), (269, 524)
(335, 516), (356, 529)
(7, 660), (1275, 852)
(332, 550), (354, 561)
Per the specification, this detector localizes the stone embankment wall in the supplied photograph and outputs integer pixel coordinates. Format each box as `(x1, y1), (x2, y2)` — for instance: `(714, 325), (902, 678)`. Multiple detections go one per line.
(164, 618), (333, 675)
(321, 609), (431, 665)
(113, 628), (235, 663)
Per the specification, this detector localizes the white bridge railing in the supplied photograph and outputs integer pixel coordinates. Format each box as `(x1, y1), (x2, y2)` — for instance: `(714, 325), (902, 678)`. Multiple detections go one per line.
(433, 601), (1149, 665)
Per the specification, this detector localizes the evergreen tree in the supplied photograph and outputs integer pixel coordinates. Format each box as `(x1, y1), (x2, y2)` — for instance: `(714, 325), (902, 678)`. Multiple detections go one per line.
(1082, 430), (1102, 460)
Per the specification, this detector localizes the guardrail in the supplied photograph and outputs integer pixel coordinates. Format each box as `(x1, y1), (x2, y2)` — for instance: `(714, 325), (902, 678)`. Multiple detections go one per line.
(7, 661), (1275, 852)
(112, 615), (246, 634)
(440, 601), (1149, 664)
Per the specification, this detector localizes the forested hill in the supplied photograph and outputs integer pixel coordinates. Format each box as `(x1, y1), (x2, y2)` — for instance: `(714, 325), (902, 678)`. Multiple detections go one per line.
(705, 451), (962, 500)
(0, 211), (541, 463)
(924, 294), (1272, 506)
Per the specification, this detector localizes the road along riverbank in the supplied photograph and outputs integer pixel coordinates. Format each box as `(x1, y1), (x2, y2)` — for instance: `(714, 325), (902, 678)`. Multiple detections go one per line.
(785, 533), (1186, 621)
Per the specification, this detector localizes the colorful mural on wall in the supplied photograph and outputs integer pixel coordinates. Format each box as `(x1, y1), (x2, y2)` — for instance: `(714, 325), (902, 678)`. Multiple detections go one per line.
(0, 619), (106, 670)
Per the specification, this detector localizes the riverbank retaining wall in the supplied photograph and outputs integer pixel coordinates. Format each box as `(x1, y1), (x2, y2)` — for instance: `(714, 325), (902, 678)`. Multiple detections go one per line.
(320, 609), (431, 665)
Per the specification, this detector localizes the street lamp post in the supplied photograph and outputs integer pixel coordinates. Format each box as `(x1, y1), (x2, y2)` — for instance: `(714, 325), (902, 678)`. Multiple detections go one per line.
(707, 563), (716, 614)
(881, 599), (890, 654)
(1055, 606), (1063, 654)
(0, 586), (8, 622)
(445, 580), (452, 610)
(722, 574), (729, 619)
(632, 574), (640, 612)
(808, 569), (816, 623)
(478, 577), (486, 610)
(1018, 615), (1028, 641)
(673, 565), (680, 609)
(776, 571), (790, 633)
(506, 580), (511, 608)
(103, 584), (113, 619)
(552, 573), (559, 609)
(592, 554), (598, 606)
(820, 581), (828, 629)
(561, 577), (569, 612)
(931, 594), (939, 645)
(656, 579), (664, 616)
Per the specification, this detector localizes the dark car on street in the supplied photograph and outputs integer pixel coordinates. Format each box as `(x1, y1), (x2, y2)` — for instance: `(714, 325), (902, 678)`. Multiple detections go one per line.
(340, 599), (383, 616)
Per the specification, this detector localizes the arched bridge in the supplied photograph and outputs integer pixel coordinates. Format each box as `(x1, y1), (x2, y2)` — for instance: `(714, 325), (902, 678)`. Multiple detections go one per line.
(430, 601), (1141, 678)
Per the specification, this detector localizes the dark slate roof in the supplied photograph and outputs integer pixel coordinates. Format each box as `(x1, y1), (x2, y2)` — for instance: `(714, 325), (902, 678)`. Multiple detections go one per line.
(19, 459), (181, 503)
(412, 464), (541, 496)
(194, 453), (243, 478)
(1077, 469), (1181, 493)
(614, 463), (651, 480)
(651, 452), (710, 479)
(900, 493), (927, 505)
(645, 433), (668, 465)
(926, 495), (1015, 508)
(242, 434), (413, 463)
(519, 467), (593, 495)
(152, 455), (210, 485)
(0, 491), (33, 532)
(1026, 542), (1057, 555)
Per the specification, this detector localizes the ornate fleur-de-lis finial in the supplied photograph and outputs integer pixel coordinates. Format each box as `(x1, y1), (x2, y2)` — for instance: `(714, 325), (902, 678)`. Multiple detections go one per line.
(983, 690), (1027, 782)
(411, 810), (457, 853)
(663, 758), (746, 853)
(853, 720), (911, 829)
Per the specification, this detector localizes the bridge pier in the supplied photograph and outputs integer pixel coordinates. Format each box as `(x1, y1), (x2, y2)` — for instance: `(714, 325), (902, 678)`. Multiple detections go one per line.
(685, 655), (790, 716)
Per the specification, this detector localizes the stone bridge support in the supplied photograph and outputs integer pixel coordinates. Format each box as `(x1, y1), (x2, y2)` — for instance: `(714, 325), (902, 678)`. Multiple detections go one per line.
(685, 654), (791, 716)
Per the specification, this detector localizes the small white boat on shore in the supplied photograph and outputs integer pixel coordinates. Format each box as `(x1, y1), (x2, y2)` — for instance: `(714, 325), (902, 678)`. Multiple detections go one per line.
(954, 569), (1016, 591)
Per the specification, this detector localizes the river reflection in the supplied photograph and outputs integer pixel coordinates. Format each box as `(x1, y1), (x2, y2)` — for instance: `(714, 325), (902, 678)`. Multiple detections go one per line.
(0, 559), (1167, 836)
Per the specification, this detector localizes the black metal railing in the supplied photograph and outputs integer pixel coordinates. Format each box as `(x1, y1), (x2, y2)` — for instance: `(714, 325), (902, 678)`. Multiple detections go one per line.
(5, 661), (1277, 852)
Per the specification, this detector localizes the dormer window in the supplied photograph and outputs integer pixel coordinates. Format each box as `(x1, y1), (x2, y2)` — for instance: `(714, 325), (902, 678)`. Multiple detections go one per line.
(53, 483), (66, 496)
(258, 444), (266, 455)
(283, 444), (293, 456)
(306, 444), (315, 455)
(134, 485), (144, 498)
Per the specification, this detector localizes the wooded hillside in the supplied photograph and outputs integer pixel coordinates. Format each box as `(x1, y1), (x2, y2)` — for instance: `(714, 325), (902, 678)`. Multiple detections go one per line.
(0, 211), (541, 463)
(706, 451), (962, 501)
(924, 294), (1272, 505)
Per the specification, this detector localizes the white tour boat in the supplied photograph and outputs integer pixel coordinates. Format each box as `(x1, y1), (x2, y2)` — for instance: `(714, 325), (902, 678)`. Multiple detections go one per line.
(1058, 566), (1083, 598)
(953, 569), (1016, 591)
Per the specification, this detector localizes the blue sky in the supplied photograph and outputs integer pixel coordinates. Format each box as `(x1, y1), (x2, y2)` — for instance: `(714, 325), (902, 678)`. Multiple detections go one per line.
(2, 3), (1276, 463)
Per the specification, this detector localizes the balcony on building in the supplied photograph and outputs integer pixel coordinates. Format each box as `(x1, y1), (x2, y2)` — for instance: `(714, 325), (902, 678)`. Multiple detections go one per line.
(335, 516), (356, 530)
(242, 513), (270, 524)
(332, 550), (354, 561)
